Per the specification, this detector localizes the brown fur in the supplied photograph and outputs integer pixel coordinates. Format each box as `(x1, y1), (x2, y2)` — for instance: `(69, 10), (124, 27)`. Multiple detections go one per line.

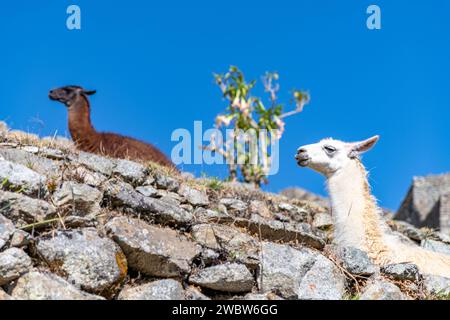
(354, 160), (450, 277)
(356, 160), (392, 264)
(49, 86), (176, 168)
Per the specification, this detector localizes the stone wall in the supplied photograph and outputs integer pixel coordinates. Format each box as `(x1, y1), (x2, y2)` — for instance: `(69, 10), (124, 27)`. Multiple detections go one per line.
(0, 122), (449, 300)
(396, 174), (450, 234)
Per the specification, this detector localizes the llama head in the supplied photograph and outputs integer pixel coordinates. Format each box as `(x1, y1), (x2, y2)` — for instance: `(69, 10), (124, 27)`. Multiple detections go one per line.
(49, 85), (96, 107)
(295, 135), (379, 177)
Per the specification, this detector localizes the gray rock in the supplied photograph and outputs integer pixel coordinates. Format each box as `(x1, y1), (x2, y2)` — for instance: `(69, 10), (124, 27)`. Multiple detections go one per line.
(118, 279), (185, 300)
(435, 231), (450, 244)
(21, 146), (39, 154)
(0, 148), (61, 179)
(52, 182), (103, 216)
(222, 181), (257, 191)
(106, 216), (199, 277)
(312, 213), (333, 230)
(35, 228), (127, 296)
(423, 274), (450, 295)
(0, 143), (17, 150)
(104, 179), (142, 208)
(280, 187), (329, 208)
(220, 198), (248, 214)
(192, 224), (237, 251)
(189, 263), (254, 293)
(236, 215), (325, 250)
(337, 246), (378, 276)
(217, 203), (228, 215)
(10, 271), (105, 300)
(0, 159), (48, 197)
(0, 288), (13, 300)
(199, 248), (220, 265)
(360, 278), (408, 300)
(105, 180), (192, 226)
(185, 286), (211, 300)
(439, 193), (450, 235)
(297, 254), (346, 300)
(278, 202), (309, 222)
(260, 242), (345, 300)
(421, 239), (450, 255)
(0, 214), (15, 250)
(394, 231), (419, 246)
(193, 207), (233, 224)
(71, 166), (108, 187)
(0, 248), (32, 285)
(273, 212), (291, 223)
(243, 293), (284, 300)
(259, 242), (317, 299)
(0, 190), (56, 226)
(9, 230), (31, 248)
(160, 194), (182, 206)
(381, 263), (420, 281)
(219, 179), (258, 194)
(75, 152), (116, 176)
(64, 215), (97, 228)
(136, 185), (158, 198)
(249, 200), (273, 219)
(154, 173), (179, 191)
(192, 224), (259, 269)
(389, 221), (423, 242)
(142, 174), (155, 186)
(38, 147), (66, 160)
(396, 173), (450, 234)
(180, 204), (194, 212)
(145, 195), (193, 225)
(178, 185), (209, 207)
(159, 189), (183, 201)
(113, 159), (147, 184)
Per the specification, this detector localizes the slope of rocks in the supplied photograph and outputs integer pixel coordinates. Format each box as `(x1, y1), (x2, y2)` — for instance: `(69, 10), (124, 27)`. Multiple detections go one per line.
(0, 122), (449, 300)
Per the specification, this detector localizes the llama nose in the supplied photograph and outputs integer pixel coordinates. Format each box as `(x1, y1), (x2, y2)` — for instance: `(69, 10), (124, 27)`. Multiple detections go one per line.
(295, 147), (309, 161)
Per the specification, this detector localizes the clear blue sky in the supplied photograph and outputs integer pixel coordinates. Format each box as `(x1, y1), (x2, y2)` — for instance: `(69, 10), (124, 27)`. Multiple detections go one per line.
(1, 1), (449, 211)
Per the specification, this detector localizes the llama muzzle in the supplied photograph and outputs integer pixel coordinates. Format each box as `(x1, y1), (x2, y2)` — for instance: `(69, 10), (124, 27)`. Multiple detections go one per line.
(295, 148), (310, 167)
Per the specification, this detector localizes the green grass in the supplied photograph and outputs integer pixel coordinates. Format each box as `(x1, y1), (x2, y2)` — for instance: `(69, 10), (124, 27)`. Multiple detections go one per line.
(199, 172), (224, 191)
(207, 177), (224, 191)
(1, 177), (26, 194)
(343, 293), (360, 300)
(1, 178), (9, 188)
(426, 291), (450, 300)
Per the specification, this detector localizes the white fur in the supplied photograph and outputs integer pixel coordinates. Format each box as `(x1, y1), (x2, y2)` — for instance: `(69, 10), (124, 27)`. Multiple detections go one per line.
(327, 160), (370, 249)
(297, 136), (450, 278)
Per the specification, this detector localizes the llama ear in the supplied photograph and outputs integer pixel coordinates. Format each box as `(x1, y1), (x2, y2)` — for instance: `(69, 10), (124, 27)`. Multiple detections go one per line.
(83, 90), (96, 96)
(348, 135), (379, 158)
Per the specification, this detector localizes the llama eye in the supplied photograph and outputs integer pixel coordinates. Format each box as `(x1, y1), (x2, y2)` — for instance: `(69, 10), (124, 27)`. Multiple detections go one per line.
(324, 145), (336, 154)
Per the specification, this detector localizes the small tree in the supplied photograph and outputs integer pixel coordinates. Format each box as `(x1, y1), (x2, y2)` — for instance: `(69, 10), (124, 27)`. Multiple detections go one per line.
(205, 66), (310, 187)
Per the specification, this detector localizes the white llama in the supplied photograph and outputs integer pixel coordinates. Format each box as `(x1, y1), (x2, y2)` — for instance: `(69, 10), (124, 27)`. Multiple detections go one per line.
(295, 135), (450, 278)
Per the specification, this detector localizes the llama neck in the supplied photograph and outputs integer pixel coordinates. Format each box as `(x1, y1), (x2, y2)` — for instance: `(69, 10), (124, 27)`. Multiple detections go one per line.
(68, 95), (98, 147)
(327, 160), (389, 257)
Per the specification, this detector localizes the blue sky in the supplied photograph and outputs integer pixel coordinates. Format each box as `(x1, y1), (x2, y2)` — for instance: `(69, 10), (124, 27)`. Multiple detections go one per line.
(1, 1), (449, 210)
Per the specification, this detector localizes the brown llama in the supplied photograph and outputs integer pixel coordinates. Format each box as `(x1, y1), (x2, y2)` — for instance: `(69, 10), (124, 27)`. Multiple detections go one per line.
(49, 85), (176, 169)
